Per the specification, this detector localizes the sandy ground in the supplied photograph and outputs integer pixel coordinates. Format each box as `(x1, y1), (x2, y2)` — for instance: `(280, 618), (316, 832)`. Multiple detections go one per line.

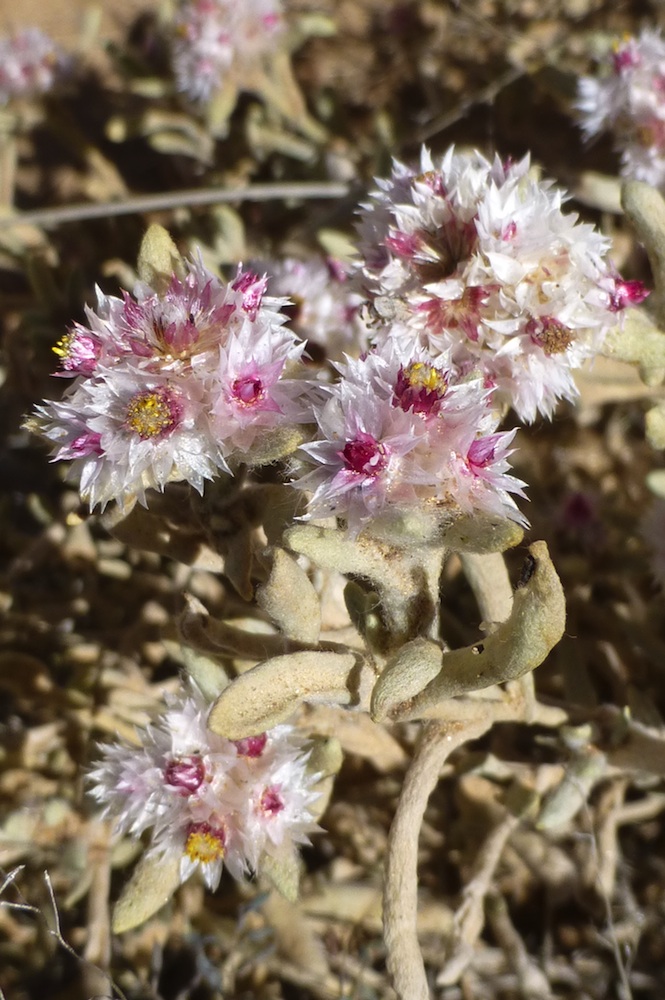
(0, 0), (155, 45)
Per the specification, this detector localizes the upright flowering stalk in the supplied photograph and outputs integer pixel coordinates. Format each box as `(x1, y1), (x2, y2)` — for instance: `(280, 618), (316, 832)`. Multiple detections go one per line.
(578, 30), (665, 189)
(31, 246), (307, 510)
(0, 28), (66, 105)
(172, 0), (285, 104)
(356, 146), (641, 421)
(89, 686), (321, 891)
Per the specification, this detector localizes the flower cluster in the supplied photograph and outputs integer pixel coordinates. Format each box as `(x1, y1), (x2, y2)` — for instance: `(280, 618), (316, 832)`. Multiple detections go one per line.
(578, 29), (665, 189)
(32, 145), (641, 532)
(295, 339), (526, 535)
(89, 687), (320, 890)
(0, 28), (66, 105)
(356, 147), (641, 421)
(253, 256), (370, 362)
(172, 0), (285, 103)
(33, 253), (306, 509)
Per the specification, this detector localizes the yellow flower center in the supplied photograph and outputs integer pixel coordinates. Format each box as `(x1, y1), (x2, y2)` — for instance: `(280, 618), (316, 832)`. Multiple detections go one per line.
(538, 320), (573, 355)
(184, 823), (226, 864)
(52, 331), (74, 359)
(403, 361), (447, 395)
(125, 390), (178, 439)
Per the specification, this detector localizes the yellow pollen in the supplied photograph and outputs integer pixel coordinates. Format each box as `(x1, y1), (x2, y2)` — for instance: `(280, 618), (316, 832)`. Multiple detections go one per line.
(405, 362), (447, 394)
(52, 331), (74, 358)
(185, 827), (225, 864)
(126, 391), (176, 439)
(635, 124), (656, 147)
(539, 322), (573, 355)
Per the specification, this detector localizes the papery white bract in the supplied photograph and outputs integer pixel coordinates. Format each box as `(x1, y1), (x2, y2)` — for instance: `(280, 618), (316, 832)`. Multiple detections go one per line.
(0, 28), (66, 104)
(209, 318), (307, 455)
(89, 687), (320, 891)
(356, 146), (639, 422)
(255, 256), (370, 362)
(172, 0), (285, 103)
(578, 30), (665, 189)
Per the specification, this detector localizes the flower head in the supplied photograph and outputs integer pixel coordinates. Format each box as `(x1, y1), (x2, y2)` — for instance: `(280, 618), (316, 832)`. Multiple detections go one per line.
(0, 28), (67, 104)
(172, 0), (285, 103)
(89, 687), (320, 891)
(294, 340), (526, 535)
(356, 146), (631, 421)
(254, 256), (370, 362)
(578, 30), (665, 189)
(31, 251), (306, 509)
(34, 364), (224, 510)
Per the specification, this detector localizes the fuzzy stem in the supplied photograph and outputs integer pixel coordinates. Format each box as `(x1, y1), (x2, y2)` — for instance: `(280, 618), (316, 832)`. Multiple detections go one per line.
(622, 180), (665, 325)
(459, 551), (513, 627)
(384, 717), (493, 1000)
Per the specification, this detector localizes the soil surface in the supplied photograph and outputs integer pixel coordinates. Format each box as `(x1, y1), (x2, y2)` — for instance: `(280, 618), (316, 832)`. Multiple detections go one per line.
(0, 0), (150, 44)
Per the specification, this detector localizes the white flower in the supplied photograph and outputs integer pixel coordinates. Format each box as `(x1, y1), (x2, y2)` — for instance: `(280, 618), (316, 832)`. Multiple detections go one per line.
(209, 307), (307, 456)
(0, 28), (66, 104)
(89, 687), (320, 892)
(35, 364), (227, 510)
(297, 377), (424, 532)
(255, 256), (370, 362)
(356, 146), (633, 421)
(172, 0), (285, 104)
(32, 253), (307, 509)
(577, 30), (665, 189)
(294, 340), (526, 535)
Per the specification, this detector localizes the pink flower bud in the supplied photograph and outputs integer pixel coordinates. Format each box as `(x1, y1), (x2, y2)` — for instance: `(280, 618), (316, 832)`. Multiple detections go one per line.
(164, 755), (206, 795)
(233, 733), (268, 758)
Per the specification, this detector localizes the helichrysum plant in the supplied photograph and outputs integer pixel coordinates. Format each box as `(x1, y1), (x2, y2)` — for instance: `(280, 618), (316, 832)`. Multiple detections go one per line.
(578, 29), (665, 190)
(28, 143), (647, 998)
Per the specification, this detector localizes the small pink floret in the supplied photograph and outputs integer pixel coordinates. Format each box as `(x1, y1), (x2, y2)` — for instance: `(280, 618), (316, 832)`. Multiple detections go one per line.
(341, 433), (388, 477)
(613, 46), (640, 73)
(234, 733), (268, 758)
(326, 257), (348, 283)
(124, 386), (183, 440)
(232, 374), (264, 406)
(55, 329), (100, 375)
(259, 785), (285, 817)
(467, 437), (496, 472)
(393, 362), (447, 416)
(60, 432), (103, 460)
(233, 269), (266, 320)
(608, 278), (650, 311)
(185, 820), (227, 863)
(385, 231), (422, 259)
(164, 755), (205, 795)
